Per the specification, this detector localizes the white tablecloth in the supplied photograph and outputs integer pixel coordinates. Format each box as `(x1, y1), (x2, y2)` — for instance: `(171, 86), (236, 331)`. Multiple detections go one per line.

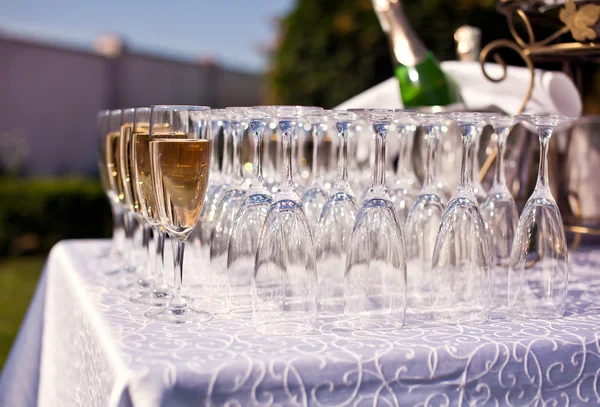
(2, 240), (600, 406)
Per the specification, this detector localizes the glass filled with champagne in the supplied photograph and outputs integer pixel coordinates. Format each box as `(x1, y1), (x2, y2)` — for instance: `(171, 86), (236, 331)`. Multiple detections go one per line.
(130, 107), (172, 306)
(117, 108), (152, 288)
(96, 109), (125, 269)
(146, 105), (212, 324)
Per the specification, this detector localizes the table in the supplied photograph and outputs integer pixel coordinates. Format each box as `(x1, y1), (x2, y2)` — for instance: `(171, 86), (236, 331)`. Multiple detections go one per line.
(2, 240), (600, 407)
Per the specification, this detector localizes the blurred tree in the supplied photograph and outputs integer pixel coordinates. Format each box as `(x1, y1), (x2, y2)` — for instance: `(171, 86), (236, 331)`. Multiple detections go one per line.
(268, 0), (515, 107)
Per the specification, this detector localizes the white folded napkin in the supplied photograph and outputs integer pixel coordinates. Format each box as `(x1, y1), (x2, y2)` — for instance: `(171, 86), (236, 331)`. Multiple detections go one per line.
(336, 61), (582, 117)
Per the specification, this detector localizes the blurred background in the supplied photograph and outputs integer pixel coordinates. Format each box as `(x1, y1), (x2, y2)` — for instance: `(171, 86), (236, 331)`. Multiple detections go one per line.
(1, 0), (599, 368)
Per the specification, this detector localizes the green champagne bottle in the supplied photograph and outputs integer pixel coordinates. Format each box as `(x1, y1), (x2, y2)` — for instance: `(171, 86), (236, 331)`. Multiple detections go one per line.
(373, 0), (460, 108)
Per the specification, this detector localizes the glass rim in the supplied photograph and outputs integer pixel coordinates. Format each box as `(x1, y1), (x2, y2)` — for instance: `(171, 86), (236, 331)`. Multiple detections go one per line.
(150, 105), (211, 112)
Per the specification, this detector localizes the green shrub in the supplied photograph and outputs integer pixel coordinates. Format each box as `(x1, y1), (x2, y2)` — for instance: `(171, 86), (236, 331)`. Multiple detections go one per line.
(0, 177), (111, 255)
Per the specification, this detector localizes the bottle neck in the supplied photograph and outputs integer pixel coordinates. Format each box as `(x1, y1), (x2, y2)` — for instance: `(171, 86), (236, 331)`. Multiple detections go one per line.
(373, 0), (427, 67)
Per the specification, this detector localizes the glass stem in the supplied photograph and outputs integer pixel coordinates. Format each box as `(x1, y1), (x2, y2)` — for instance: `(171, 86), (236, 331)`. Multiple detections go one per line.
(110, 202), (124, 255)
(171, 238), (186, 307)
(222, 125), (232, 177)
(398, 126), (415, 182)
(424, 127), (438, 188)
(472, 129), (482, 183)
(152, 225), (166, 290)
(493, 127), (509, 188)
(211, 126), (221, 175)
(232, 124), (244, 182)
(395, 127), (407, 182)
(311, 124), (321, 186)
(265, 128), (273, 180)
(123, 211), (136, 271)
(278, 121), (297, 200)
(251, 125), (265, 189)
(458, 125), (474, 191)
(334, 125), (350, 192)
(371, 123), (388, 196)
(535, 127), (552, 192)
(141, 222), (151, 282)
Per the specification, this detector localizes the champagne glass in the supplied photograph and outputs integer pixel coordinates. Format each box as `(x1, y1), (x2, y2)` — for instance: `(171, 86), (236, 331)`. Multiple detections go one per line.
(301, 112), (330, 232)
(145, 105), (213, 324)
(119, 108), (152, 291)
(345, 109), (406, 330)
(209, 108), (248, 298)
(404, 115), (446, 312)
(129, 107), (172, 306)
(316, 110), (359, 318)
(195, 110), (230, 260)
(96, 110), (125, 269)
(389, 112), (420, 225)
(509, 114), (575, 319)
(346, 109), (375, 201)
(431, 112), (491, 325)
(348, 118), (369, 196)
(104, 109), (141, 282)
(471, 113), (497, 203)
(226, 108), (272, 318)
(480, 116), (519, 312)
(263, 119), (278, 192)
(253, 106), (321, 335)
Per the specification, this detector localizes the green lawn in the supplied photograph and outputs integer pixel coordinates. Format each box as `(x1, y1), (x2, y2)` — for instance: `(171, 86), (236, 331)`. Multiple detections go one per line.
(0, 256), (45, 369)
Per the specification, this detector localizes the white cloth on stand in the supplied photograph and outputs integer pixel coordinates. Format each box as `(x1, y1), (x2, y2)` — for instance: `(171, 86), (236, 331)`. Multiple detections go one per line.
(3, 240), (600, 406)
(336, 61), (582, 116)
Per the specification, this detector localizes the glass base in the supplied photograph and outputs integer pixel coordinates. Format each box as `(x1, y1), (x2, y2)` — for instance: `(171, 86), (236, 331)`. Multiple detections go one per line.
(90, 256), (121, 275)
(130, 289), (172, 307)
(145, 304), (212, 324)
(513, 307), (564, 320)
(117, 279), (152, 292)
(227, 306), (253, 320)
(431, 309), (488, 325)
(343, 315), (405, 331)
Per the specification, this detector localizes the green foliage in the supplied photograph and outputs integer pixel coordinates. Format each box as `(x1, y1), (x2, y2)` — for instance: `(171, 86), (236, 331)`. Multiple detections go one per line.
(0, 177), (111, 255)
(269, 0), (513, 108)
(0, 256), (45, 369)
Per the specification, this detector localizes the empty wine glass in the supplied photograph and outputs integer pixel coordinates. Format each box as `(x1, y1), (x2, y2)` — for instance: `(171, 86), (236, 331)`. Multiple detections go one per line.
(193, 111), (228, 259)
(226, 108), (272, 318)
(263, 118), (278, 192)
(129, 107), (172, 306)
(345, 109), (406, 330)
(389, 112), (420, 225)
(253, 106), (321, 335)
(145, 105), (213, 324)
(346, 123), (363, 197)
(480, 116), (519, 312)
(301, 112), (330, 232)
(96, 110), (125, 271)
(471, 113), (497, 203)
(346, 109), (375, 201)
(315, 110), (359, 318)
(209, 108), (248, 298)
(431, 112), (491, 325)
(404, 115), (446, 312)
(509, 114), (575, 319)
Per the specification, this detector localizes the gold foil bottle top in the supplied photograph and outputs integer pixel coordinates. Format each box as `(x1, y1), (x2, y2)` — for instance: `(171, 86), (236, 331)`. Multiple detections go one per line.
(454, 25), (482, 62)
